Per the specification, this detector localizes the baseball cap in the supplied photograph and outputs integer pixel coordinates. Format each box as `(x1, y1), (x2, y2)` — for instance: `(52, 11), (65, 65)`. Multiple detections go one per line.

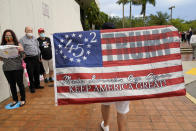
(38, 28), (44, 33)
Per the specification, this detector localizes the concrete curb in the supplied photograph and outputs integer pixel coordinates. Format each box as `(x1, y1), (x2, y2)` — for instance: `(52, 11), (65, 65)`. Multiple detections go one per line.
(186, 93), (196, 104)
(185, 80), (196, 105)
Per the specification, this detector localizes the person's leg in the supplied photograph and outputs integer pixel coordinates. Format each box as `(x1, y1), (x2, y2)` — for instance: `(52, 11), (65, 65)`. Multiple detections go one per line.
(193, 47), (196, 60)
(42, 59), (49, 82)
(34, 56), (42, 88)
(101, 104), (111, 127)
(25, 58), (35, 92)
(48, 59), (54, 82)
(16, 69), (26, 102)
(49, 71), (53, 81)
(4, 71), (18, 102)
(188, 38), (191, 45)
(117, 113), (127, 131)
(116, 101), (130, 131)
(39, 61), (47, 83)
(43, 73), (47, 82)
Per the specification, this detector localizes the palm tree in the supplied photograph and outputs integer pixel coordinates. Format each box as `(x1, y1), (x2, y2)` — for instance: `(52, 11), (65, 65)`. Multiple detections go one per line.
(129, 0), (142, 26)
(129, 0), (133, 19)
(129, 0), (141, 18)
(147, 11), (170, 25)
(134, 0), (156, 19)
(116, 0), (129, 28)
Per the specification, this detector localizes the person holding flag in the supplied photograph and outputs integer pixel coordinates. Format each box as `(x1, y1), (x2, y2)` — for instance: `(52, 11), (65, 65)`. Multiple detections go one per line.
(100, 23), (129, 131)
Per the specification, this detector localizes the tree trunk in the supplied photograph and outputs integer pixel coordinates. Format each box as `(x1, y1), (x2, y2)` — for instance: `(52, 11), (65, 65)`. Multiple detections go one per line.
(130, 1), (132, 27)
(129, 1), (132, 19)
(122, 4), (125, 28)
(80, 7), (85, 30)
(142, 4), (146, 19)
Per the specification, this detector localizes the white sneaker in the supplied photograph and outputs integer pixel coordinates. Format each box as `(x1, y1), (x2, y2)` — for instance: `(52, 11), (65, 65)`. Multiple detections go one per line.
(101, 121), (109, 131)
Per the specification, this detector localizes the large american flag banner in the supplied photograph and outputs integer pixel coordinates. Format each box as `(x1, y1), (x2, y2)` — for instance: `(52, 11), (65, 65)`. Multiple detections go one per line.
(52, 25), (186, 105)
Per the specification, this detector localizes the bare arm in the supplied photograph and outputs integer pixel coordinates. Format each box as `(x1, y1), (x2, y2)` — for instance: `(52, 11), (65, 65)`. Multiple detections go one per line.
(18, 43), (26, 58)
(18, 43), (24, 52)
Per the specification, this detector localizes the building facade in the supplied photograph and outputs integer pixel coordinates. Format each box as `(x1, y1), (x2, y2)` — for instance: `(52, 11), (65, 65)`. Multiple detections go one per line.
(0, 0), (84, 102)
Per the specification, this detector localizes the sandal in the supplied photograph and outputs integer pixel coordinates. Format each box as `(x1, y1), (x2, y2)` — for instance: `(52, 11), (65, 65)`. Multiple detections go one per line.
(20, 101), (26, 107)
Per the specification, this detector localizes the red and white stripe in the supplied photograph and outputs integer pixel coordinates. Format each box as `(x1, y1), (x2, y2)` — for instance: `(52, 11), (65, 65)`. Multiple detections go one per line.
(54, 25), (185, 105)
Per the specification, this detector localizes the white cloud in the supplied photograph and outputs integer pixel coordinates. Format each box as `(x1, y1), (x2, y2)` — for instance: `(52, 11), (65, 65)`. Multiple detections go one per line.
(98, 0), (196, 20)
(168, 0), (191, 5)
(110, 13), (118, 17)
(99, 0), (131, 17)
(100, 2), (121, 14)
(157, 0), (193, 7)
(134, 14), (144, 18)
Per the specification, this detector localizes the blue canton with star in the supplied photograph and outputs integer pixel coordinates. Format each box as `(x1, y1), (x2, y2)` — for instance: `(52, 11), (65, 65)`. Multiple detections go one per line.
(53, 30), (103, 68)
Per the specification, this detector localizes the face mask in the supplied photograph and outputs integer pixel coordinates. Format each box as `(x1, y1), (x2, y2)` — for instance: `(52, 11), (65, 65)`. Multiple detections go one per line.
(5, 36), (13, 42)
(40, 33), (45, 38)
(26, 33), (33, 37)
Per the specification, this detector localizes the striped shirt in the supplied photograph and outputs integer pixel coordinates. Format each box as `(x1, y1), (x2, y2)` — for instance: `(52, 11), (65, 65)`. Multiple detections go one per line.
(19, 35), (40, 56)
(2, 53), (23, 71)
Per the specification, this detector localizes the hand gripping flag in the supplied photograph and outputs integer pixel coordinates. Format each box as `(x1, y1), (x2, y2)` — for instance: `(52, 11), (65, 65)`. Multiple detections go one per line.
(52, 25), (186, 105)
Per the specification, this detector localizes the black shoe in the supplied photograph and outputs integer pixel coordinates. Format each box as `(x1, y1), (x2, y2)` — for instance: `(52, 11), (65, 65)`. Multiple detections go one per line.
(10, 101), (18, 107)
(30, 88), (35, 93)
(35, 86), (44, 89)
(49, 77), (54, 82)
(44, 78), (48, 83)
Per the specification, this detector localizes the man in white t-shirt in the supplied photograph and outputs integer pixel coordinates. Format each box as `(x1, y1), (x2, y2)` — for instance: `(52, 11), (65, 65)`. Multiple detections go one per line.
(190, 29), (196, 60)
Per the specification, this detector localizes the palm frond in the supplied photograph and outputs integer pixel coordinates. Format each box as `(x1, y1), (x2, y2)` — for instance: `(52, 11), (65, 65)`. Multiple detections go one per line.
(116, 0), (129, 5)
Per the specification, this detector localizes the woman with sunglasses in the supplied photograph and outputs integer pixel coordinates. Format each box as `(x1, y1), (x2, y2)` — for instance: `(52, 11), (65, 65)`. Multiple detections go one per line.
(0, 29), (26, 107)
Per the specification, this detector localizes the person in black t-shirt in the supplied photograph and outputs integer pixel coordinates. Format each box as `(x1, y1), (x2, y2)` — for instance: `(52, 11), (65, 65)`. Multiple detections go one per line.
(37, 28), (53, 83)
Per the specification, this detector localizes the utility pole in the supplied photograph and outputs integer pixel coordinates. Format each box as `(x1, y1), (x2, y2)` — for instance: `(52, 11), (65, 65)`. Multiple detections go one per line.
(169, 6), (175, 21)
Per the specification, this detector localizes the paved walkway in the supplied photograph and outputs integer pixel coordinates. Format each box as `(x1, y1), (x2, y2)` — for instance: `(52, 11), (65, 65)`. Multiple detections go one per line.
(0, 42), (196, 131)
(1, 74), (196, 131)
(182, 61), (196, 105)
(0, 83), (196, 131)
(180, 42), (193, 61)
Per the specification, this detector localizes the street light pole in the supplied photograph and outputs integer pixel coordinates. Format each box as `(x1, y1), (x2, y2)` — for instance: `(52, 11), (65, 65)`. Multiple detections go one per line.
(169, 6), (175, 21)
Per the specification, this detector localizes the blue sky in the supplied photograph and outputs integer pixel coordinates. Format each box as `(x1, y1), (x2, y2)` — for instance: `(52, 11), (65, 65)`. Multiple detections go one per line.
(98, 0), (196, 21)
